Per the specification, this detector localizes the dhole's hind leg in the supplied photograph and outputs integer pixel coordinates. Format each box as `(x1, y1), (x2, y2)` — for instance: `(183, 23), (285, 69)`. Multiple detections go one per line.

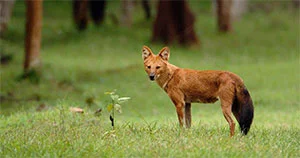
(221, 103), (235, 137)
(218, 81), (236, 137)
(185, 103), (191, 128)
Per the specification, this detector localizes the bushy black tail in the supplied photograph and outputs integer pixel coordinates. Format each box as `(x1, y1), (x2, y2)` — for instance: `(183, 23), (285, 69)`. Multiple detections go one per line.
(232, 87), (254, 135)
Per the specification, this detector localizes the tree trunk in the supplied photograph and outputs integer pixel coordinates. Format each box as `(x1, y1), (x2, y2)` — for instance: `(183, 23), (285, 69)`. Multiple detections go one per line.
(73, 0), (88, 30)
(120, 0), (134, 27)
(89, 0), (106, 25)
(142, 0), (151, 20)
(24, 0), (42, 72)
(0, 0), (15, 37)
(216, 0), (232, 32)
(231, 0), (247, 21)
(292, 0), (300, 8)
(152, 0), (199, 46)
(213, 0), (247, 21)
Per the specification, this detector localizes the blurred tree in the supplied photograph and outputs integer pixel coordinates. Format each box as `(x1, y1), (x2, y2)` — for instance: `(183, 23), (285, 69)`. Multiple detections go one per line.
(24, 0), (42, 72)
(120, 0), (134, 27)
(142, 0), (151, 20)
(0, 0), (15, 37)
(120, 0), (151, 27)
(231, 0), (247, 21)
(89, 0), (106, 25)
(216, 0), (232, 32)
(152, 0), (199, 46)
(292, 0), (300, 8)
(73, 0), (107, 30)
(213, 0), (247, 21)
(73, 0), (88, 30)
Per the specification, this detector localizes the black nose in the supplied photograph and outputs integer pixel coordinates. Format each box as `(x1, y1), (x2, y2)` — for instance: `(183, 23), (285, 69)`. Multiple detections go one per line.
(149, 75), (155, 81)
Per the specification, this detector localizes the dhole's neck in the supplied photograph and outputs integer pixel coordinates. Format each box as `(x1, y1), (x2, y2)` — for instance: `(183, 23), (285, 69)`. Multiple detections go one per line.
(156, 63), (178, 89)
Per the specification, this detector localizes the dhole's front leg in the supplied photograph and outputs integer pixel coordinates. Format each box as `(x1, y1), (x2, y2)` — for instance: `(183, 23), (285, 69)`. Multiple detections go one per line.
(168, 92), (186, 127)
(175, 103), (185, 127)
(175, 103), (192, 128)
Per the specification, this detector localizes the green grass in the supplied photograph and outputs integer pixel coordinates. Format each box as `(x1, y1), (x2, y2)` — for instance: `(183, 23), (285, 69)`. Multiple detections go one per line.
(1, 1), (299, 157)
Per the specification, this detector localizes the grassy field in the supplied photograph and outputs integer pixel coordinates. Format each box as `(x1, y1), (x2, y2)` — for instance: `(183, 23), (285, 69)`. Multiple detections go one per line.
(1, 1), (299, 157)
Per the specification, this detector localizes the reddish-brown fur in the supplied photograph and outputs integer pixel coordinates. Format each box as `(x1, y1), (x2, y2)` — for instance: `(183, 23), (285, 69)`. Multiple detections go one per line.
(142, 46), (254, 136)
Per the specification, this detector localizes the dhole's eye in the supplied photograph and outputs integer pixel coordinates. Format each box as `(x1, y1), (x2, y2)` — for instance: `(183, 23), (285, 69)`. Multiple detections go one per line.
(156, 66), (161, 69)
(147, 66), (151, 69)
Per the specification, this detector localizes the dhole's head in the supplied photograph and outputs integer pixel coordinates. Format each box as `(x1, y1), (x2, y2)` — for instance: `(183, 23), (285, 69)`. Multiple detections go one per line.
(142, 46), (170, 81)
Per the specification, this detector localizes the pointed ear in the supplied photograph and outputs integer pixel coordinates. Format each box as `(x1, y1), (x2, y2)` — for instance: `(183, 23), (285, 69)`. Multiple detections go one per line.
(142, 46), (153, 60)
(158, 47), (170, 61)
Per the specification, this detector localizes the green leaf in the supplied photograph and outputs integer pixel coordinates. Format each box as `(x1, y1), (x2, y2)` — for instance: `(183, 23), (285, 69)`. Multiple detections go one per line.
(105, 91), (114, 95)
(111, 94), (119, 101)
(118, 97), (131, 104)
(107, 104), (113, 113)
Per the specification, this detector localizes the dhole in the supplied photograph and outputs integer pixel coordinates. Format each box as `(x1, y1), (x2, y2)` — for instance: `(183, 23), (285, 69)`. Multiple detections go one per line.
(142, 46), (254, 136)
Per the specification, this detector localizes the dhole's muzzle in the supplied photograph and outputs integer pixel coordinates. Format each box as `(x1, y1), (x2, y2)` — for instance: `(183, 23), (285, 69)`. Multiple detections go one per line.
(149, 72), (155, 81)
